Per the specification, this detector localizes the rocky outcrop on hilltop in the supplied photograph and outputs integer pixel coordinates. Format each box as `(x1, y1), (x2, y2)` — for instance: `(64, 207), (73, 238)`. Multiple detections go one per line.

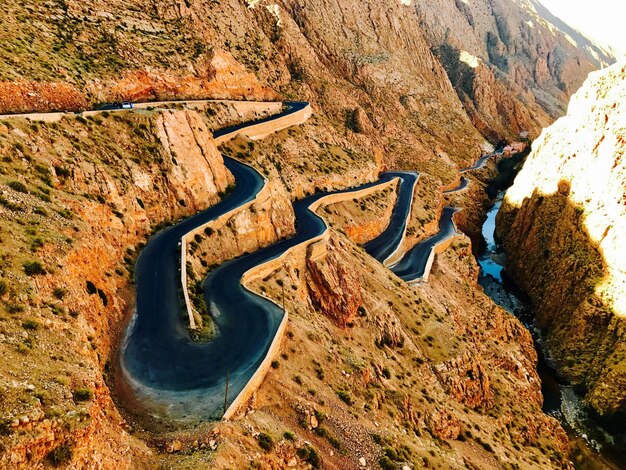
(497, 62), (626, 432)
(412, 0), (614, 140)
(92, 49), (279, 104)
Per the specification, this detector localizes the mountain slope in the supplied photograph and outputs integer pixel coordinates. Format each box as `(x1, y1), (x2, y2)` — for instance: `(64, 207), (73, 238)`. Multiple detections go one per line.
(0, 0), (616, 467)
(411, 0), (614, 140)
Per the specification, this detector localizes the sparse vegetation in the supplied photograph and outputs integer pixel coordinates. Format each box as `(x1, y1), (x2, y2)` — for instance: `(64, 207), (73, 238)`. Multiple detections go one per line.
(257, 432), (274, 451)
(72, 388), (93, 402)
(22, 319), (38, 330)
(336, 389), (354, 406)
(297, 445), (321, 468)
(52, 287), (67, 299)
(7, 180), (28, 193)
(23, 261), (46, 275)
(48, 443), (73, 466)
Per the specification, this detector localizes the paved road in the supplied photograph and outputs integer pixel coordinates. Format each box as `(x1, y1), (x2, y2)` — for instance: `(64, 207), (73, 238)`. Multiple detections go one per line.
(444, 177), (469, 194)
(389, 207), (460, 282)
(460, 152), (499, 173)
(0, 98), (287, 123)
(364, 172), (419, 264)
(121, 157), (268, 420)
(121, 101), (491, 421)
(122, 164), (411, 420)
(213, 101), (307, 139)
(121, 102), (407, 421)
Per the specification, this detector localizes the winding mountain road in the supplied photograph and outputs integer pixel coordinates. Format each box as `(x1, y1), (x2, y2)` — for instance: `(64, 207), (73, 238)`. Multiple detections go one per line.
(460, 151), (499, 172)
(444, 177), (469, 194)
(389, 207), (460, 282)
(121, 102), (494, 421)
(363, 171), (419, 265)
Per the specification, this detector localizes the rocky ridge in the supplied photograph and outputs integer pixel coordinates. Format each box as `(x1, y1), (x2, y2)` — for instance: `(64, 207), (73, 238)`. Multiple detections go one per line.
(0, 103), (274, 467)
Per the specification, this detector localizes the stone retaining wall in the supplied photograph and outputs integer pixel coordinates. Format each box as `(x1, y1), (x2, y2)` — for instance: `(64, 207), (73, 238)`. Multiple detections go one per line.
(214, 104), (312, 145)
(221, 178), (397, 419)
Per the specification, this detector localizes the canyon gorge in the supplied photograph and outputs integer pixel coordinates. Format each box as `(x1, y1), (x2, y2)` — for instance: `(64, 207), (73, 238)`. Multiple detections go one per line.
(0, 0), (622, 469)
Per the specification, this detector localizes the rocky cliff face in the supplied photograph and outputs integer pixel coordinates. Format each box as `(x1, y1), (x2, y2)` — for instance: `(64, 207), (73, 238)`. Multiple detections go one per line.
(412, 0), (614, 140)
(497, 62), (626, 432)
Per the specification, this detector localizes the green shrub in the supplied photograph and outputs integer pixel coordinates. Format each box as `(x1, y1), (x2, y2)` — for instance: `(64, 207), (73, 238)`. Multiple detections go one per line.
(297, 446), (320, 468)
(0, 419), (13, 435)
(57, 208), (74, 219)
(52, 287), (67, 299)
(7, 181), (28, 193)
(283, 431), (295, 441)
(257, 432), (274, 452)
(53, 165), (70, 178)
(271, 360), (280, 369)
(22, 320), (38, 330)
(379, 456), (396, 470)
(48, 443), (73, 466)
(23, 261), (46, 275)
(0, 280), (6, 296)
(6, 303), (24, 314)
(0, 195), (24, 211)
(336, 389), (354, 406)
(72, 388), (93, 402)
(31, 238), (44, 251)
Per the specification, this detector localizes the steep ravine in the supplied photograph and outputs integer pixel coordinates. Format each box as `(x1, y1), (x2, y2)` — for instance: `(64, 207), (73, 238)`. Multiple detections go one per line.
(495, 62), (626, 467)
(479, 193), (625, 468)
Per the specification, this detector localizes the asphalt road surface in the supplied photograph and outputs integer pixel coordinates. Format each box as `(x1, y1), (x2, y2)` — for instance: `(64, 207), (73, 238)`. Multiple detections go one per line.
(364, 172), (419, 264)
(122, 102), (479, 422)
(389, 207), (460, 282)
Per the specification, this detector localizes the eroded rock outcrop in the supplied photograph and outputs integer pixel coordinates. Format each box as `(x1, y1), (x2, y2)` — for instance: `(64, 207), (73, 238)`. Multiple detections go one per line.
(95, 49), (279, 104)
(305, 240), (363, 328)
(0, 82), (88, 114)
(497, 61), (626, 431)
(435, 352), (494, 409)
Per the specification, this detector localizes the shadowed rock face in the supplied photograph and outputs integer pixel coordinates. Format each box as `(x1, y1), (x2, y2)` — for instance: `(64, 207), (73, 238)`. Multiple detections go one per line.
(497, 62), (626, 433)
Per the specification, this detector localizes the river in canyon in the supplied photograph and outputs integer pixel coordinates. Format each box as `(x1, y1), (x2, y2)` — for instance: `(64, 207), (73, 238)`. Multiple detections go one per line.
(477, 192), (624, 469)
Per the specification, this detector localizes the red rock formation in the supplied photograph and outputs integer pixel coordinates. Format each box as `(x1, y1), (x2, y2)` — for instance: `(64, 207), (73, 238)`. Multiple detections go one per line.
(305, 242), (363, 328)
(0, 82), (87, 114)
(99, 49), (279, 104)
(435, 352), (494, 409)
